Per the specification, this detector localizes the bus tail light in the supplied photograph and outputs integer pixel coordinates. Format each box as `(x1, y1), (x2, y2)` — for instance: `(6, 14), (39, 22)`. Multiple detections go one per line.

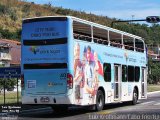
(21, 74), (25, 89)
(67, 73), (73, 89)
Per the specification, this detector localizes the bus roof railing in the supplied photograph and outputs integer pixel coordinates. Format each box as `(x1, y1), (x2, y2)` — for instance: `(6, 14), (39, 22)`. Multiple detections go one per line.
(74, 32), (145, 52)
(70, 16), (143, 40)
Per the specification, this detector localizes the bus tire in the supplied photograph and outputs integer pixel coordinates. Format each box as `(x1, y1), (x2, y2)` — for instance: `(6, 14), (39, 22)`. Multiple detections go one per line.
(95, 90), (104, 111)
(132, 89), (138, 105)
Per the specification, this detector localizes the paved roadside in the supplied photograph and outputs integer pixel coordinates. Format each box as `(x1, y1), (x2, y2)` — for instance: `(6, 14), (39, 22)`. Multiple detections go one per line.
(147, 91), (160, 95)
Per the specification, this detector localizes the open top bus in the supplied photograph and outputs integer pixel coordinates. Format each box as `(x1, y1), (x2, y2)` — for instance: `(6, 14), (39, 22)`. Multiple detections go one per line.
(21, 16), (147, 111)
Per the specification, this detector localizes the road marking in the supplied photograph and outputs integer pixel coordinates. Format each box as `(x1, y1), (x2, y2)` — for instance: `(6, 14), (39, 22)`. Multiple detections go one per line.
(86, 110), (112, 115)
(154, 103), (160, 106)
(147, 91), (160, 95)
(97, 110), (112, 115)
(140, 101), (155, 105)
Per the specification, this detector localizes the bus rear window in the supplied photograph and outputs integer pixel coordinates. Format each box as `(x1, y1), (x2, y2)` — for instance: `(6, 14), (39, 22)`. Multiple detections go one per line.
(23, 38), (67, 46)
(24, 63), (67, 69)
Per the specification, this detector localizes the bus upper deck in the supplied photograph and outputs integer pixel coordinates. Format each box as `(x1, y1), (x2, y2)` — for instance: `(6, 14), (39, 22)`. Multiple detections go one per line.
(71, 16), (146, 54)
(22, 16), (146, 55)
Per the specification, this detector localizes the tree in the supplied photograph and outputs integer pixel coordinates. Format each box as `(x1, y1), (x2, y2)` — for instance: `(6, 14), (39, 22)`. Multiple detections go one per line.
(0, 78), (17, 91)
(148, 59), (160, 84)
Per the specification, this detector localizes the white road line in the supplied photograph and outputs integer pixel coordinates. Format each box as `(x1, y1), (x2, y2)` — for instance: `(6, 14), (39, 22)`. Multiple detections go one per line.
(140, 101), (155, 105)
(154, 103), (160, 106)
(147, 91), (160, 95)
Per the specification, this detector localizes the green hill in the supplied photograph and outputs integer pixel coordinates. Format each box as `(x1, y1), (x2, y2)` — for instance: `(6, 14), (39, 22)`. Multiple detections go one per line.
(0, 0), (160, 45)
(0, 0), (159, 84)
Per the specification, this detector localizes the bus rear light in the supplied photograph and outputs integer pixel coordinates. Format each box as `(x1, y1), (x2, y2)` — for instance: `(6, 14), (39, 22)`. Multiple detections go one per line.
(21, 74), (25, 89)
(67, 73), (73, 89)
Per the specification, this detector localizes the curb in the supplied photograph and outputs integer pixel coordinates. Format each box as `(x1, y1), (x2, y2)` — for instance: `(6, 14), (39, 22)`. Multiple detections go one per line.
(147, 91), (160, 95)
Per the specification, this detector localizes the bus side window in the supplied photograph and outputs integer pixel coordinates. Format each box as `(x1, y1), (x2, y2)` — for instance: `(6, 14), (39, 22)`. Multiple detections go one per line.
(123, 35), (134, 51)
(73, 21), (92, 42)
(109, 31), (122, 48)
(103, 63), (111, 82)
(93, 26), (108, 45)
(124, 43), (134, 51)
(122, 65), (127, 82)
(135, 39), (144, 53)
(128, 66), (134, 82)
(135, 66), (140, 82)
(110, 41), (122, 48)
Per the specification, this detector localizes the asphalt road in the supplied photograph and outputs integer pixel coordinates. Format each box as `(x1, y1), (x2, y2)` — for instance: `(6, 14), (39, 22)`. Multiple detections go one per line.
(15, 92), (160, 120)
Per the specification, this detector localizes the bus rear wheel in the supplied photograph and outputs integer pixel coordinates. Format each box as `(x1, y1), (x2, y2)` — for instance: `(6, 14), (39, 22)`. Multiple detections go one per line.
(132, 89), (138, 105)
(95, 90), (104, 111)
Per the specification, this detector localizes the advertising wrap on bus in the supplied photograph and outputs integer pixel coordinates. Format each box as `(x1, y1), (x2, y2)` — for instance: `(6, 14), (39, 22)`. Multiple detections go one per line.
(22, 20), (68, 64)
(21, 18), (69, 97)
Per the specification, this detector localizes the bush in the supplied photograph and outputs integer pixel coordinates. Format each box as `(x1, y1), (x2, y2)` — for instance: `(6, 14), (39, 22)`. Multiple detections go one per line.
(0, 4), (10, 15)
(22, 3), (31, 13)
(148, 59), (160, 84)
(10, 9), (18, 21)
(0, 27), (20, 40)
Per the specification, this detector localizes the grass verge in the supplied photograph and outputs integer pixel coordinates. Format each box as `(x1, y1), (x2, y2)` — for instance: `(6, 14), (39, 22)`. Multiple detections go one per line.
(147, 84), (160, 92)
(0, 92), (21, 104)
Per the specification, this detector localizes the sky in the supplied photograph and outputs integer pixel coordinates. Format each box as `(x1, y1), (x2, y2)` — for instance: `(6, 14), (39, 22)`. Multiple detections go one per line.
(26, 0), (160, 21)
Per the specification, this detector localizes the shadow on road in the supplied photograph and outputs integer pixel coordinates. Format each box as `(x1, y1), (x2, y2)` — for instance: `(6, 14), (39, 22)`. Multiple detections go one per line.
(20, 102), (134, 118)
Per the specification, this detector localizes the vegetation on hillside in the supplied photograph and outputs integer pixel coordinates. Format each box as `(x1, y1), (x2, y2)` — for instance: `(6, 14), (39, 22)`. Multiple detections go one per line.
(1, 0), (160, 45)
(0, 0), (159, 84)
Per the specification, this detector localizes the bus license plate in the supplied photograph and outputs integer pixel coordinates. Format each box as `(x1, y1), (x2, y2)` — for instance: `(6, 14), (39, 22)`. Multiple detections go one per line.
(40, 97), (50, 102)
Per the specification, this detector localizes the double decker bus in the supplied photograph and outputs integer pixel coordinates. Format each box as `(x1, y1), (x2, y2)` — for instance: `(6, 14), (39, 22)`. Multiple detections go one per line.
(21, 16), (147, 111)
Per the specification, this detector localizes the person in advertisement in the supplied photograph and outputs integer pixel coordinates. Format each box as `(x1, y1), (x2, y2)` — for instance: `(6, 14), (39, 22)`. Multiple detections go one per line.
(74, 43), (83, 104)
(74, 43), (103, 105)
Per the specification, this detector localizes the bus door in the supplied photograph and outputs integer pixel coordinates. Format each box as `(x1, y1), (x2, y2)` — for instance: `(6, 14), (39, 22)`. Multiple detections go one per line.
(114, 65), (121, 100)
(141, 68), (147, 98)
